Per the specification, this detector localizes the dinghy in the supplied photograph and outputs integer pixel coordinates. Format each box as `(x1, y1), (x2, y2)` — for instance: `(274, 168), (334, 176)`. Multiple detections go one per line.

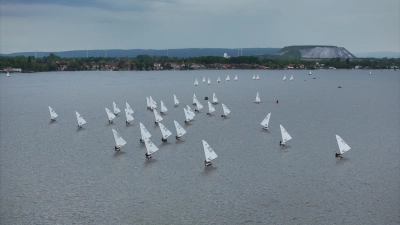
(173, 94), (179, 106)
(279, 124), (292, 146)
(308, 70), (312, 75)
(253, 74), (256, 80)
(112, 129), (127, 151)
(158, 122), (172, 142)
(194, 99), (203, 112)
(203, 140), (218, 166)
(124, 108), (134, 124)
(149, 96), (157, 110)
(126, 102), (134, 114)
(221, 103), (230, 117)
(202, 77), (206, 83)
(212, 93), (218, 104)
(226, 75), (230, 81)
(290, 75), (293, 81)
(260, 113), (271, 129)
(153, 109), (163, 124)
(48, 106), (58, 121)
(174, 120), (186, 140)
(254, 92), (261, 103)
(217, 77), (221, 83)
(76, 111), (87, 128)
(283, 75), (287, 81)
(113, 102), (121, 115)
(234, 75), (238, 81)
(207, 101), (215, 115)
(6, 72), (10, 77)
(208, 78), (211, 85)
(105, 108), (116, 123)
(335, 135), (351, 158)
(186, 105), (196, 118)
(193, 94), (198, 105)
(144, 137), (159, 159)
(369, 70), (372, 75)
(160, 101), (168, 114)
(184, 108), (194, 123)
(256, 74), (259, 80)
(146, 97), (151, 109)
(194, 79), (199, 86)
(139, 122), (151, 143)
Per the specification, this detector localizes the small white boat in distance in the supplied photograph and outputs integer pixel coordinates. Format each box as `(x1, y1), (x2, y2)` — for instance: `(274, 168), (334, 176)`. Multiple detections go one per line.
(76, 111), (86, 128)
(105, 108), (116, 123)
(144, 137), (158, 159)
(149, 96), (157, 110)
(207, 101), (215, 115)
(173, 94), (179, 106)
(208, 78), (211, 85)
(158, 122), (172, 142)
(48, 106), (58, 121)
(212, 93), (218, 104)
(217, 77), (221, 83)
(194, 79), (199, 86)
(221, 103), (230, 117)
(160, 100), (168, 114)
(184, 108), (194, 123)
(193, 94), (198, 105)
(140, 122), (152, 143)
(146, 97), (151, 109)
(335, 135), (351, 158)
(256, 74), (259, 80)
(186, 105), (196, 118)
(369, 70), (372, 75)
(194, 99), (203, 112)
(203, 140), (218, 166)
(290, 75), (293, 81)
(226, 75), (230, 81)
(174, 120), (186, 140)
(153, 109), (163, 124)
(202, 77), (206, 83)
(6, 72), (10, 77)
(126, 102), (134, 114)
(124, 108), (134, 124)
(112, 129), (127, 151)
(234, 75), (238, 81)
(279, 124), (292, 146)
(254, 92), (261, 103)
(113, 102), (121, 115)
(253, 74), (256, 80)
(308, 70), (312, 75)
(260, 113), (271, 130)
(283, 75), (287, 81)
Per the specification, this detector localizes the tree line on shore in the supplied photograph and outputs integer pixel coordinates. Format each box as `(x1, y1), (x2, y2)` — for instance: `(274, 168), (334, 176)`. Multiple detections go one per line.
(0, 53), (399, 72)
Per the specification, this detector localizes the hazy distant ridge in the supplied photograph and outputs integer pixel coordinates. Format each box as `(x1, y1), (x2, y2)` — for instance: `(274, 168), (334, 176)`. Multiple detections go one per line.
(276, 46), (357, 58)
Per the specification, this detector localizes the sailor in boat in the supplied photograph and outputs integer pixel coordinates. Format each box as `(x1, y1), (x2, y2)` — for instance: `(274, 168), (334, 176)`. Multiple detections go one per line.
(207, 112), (211, 115)
(338, 85), (342, 88)
(115, 146), (120, 151)
(175, 135), (181, 140)
(279, 141), (285, 146)
(78, 125), (82, 128)
(276, 99), (279, 104)
(126, 120), (130, 125)
(335, 153), (343, 158)
(140, 138), (143, 143)
(195, 108), (199, 112)
(51, 118), (56, 122)
(154, 121), (159, 125)
(109, 119), (113, 123)
(263, 126), (268, 130)
(221, 114), (225, 117)
(161, 137), (167, 142)
(204, 97), (208, 100)
(204, 160), (212, 166)
(145, 152), (152, 159)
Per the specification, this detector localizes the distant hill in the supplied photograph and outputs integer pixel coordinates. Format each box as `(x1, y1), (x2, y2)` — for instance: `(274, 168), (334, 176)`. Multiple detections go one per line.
(276, 45), (357, 59)
(0, 48), (281, 58)
(354, 52), (400, 58)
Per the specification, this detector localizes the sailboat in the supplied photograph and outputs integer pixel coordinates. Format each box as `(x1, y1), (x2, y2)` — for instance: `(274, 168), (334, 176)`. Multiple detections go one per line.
(153, 109), (163, 124)
(202, 77), (206, 83)
(6, 72), (10, 77)
(112, 129), (127, 151)
(126, 102), (134, 114)
(146, 97), (151, 109)
(234, 75), (238, 81)
(283, 75), (287, 81)
(174, 120), (186, 140)
(184, 108), (194, 123)
(194, 99), (203, 112)
(208, 78), (211, 85)
(212, 93), (218, 104)
(207, 101), (215, 115)
(290, 75), (293, 81)
(173, 95), (179, 106)
(369, 70), (372, 75)
(279, 124), (292, 146)
(160, 101), (168, 114)
(260, 113), (271, 130)
(254, 92), (261, 103)
(158, 122), (172, 142)
(186, 105), (196, 118)
(308, 70), (312, 75)
(76, 111), (87, 128)
(48, 106), (58, 121)
(124, 108), (134, 124)
(105, 108), (116, 123)
(194, 79), (199, 86)
(140, 122), (152, 143)
(203, 140), (218, 166)
(256, 74), (259, 80)
(144, 137), (159, 159)
(335, 135), (351, 158)
(149, 96), (157, 110)
(217, 77), (221, 83)
(253, 74), (256, 80)
(113, 102), (121, 115)
(221, 103), (230, 118)
(226, 75), (230, 81)
(193, 94), (198, 105)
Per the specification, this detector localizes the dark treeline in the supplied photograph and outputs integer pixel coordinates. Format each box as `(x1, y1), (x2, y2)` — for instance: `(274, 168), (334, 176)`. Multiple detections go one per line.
(1, 53), (399, 72)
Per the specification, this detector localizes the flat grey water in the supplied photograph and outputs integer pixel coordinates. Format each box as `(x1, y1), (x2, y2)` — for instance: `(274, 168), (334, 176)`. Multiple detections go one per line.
(1, 70), (399, 225)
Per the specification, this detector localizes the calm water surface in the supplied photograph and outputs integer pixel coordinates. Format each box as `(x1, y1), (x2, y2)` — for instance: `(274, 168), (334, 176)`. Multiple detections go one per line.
(1, 70), (399, 224)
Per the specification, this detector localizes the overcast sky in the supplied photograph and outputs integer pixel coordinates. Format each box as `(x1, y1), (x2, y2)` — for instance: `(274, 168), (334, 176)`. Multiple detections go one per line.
(0, 0), (399, 54)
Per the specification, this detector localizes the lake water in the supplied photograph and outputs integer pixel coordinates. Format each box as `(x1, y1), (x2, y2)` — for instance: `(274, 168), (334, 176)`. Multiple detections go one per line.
(1, 70), (399, 224)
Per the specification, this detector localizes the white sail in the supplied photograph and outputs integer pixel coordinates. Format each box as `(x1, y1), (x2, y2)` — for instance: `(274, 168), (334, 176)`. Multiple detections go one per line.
(125, 108), (134, 123)
(260, 113), (271, 128)
(202, 77), (206, 83)
(184, 108), (194, 121)
(112, 129), (127, 148)
(113, 102), (121, 114)
(105, 108), (116, 121)
(203, 140), (218, 161)
(160, 100), (168, 113)
(234, 75), (238, 81)
(194, 79), (198, 86)
(207, 101), (215, 113)
(369, 70), (372, 75)
(208, 78), (211, 85)
(7, 72), (10, 77)
(195, 99), (203, 110)
(254, 92), (261, 103)
(226, 75), (230, 81)
(146, 97), (151, 108)
(153, 109), (163, 122)
(48, 106), (58, 120)
(186, 105), (196, 117)
(76, 111), (86, 126)
(256, 74), (259, 80)
(193, 94), (197, 105)
(253, 74), (255, 80)
(144, 137), (159, 154)
(174, 120), (186, 137)
(290, 75), (293, 81)
(126, 102), (134, 114)
(336, 135), (351, 154)
(158, 122), (172, 139)
(309, 70), (312, 75)
(217, 77), (221, 83)
(280, 124), (292, 143)
(212, 93), (218, 103)
(173, 95), (179, 106)
(283, 75), (286, 81)
(222, 103), (230, 116)
(149, 96), (157, 109)
(140, 122), (151, 139)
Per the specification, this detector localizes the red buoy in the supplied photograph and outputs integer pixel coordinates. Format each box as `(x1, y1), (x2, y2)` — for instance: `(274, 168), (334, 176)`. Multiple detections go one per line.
(276, 100), (279, 103)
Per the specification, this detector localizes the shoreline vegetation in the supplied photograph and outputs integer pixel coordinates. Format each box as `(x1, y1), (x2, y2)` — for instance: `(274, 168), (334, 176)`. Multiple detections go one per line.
(1, 53), (399, 72)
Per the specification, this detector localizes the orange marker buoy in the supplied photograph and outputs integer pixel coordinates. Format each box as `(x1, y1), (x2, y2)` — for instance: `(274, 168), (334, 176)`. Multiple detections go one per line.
(276, 100), (279, 103)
